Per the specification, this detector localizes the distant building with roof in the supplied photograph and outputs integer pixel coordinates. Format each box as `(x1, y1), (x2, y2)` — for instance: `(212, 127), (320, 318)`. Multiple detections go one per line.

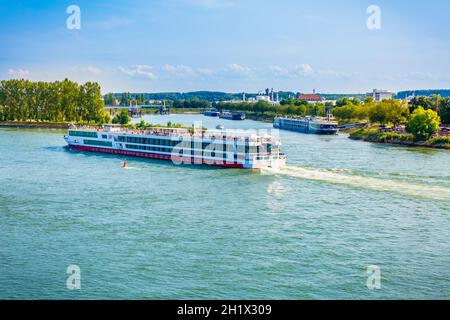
(245, 88), (280, 105)
(367, 89), (394, 102)
(298, 93), (322, 102)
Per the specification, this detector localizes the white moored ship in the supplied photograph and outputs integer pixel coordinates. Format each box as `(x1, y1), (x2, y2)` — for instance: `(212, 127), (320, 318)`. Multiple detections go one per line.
(64, 125), (286, 169)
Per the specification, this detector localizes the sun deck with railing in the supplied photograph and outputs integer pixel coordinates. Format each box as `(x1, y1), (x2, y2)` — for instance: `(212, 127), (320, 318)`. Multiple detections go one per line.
(68, 124), (279, 144)
(65, 124), (286, 169)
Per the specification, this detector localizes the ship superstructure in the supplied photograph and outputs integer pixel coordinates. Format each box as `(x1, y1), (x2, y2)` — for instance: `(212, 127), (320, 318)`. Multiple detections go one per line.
(274, 117), (339, 135)
(64, 125), (286, 169)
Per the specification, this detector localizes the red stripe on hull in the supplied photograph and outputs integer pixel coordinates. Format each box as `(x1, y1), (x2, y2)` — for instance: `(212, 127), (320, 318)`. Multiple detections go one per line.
(68, 145), (245, 169)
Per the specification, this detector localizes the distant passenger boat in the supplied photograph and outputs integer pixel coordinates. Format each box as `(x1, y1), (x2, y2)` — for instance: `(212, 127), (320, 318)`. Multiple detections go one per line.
(216, 124), (225, 130)
(64, 125), (286, 169)
(203, 110), (220, 117)
(274, 117), (339, 135)
(220, 111), (246, 121)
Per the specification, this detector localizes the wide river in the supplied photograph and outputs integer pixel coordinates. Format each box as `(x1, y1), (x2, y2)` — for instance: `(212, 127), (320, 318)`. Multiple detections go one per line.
(1, 114), (449, 299)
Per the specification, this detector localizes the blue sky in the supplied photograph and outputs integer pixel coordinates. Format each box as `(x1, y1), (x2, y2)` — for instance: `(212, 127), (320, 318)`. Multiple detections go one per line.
(1, 0), (450, 93)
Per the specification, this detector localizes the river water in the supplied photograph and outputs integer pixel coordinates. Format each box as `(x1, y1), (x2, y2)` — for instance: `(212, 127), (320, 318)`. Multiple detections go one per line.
(1, 114), (449, 299)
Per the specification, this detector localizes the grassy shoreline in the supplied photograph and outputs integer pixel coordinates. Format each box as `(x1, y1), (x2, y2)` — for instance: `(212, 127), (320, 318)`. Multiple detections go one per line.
(349, 128), (450, 150)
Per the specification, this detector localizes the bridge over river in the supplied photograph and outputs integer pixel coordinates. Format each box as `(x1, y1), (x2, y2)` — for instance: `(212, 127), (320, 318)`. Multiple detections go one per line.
(105, 104), (170, 117)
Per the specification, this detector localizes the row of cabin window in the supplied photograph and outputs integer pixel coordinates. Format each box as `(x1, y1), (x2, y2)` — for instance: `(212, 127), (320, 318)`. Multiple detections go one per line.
(126, 144), (243, 160)
(118, 136), (180, 146)
(125, 143), (259, 154)
(282, 121), (308, 128)
(69, 131), (98, 138)
(126, 144), (172, 153)
(118, 136), (256, 152)
(173, 141), (243, 153)
(83, 139), (113, 147)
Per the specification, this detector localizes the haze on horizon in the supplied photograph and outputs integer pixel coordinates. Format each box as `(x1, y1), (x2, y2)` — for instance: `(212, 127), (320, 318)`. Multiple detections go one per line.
(1, 0), (450, 94)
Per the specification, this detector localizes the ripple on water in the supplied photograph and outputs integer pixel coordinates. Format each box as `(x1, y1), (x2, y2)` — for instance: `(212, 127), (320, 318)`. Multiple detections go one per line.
(1, 120), (450, 299)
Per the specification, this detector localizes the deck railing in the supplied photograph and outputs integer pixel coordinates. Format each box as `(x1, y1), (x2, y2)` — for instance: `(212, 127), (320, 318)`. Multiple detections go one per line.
(68, 124), (279, 144)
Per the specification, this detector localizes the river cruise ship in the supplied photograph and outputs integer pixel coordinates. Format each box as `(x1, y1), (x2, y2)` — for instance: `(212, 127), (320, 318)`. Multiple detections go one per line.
(64, 125), (286, 169)
(203, 109), (220, 117)
(274, 117), (339, 135)
(219, 111), (246, 121)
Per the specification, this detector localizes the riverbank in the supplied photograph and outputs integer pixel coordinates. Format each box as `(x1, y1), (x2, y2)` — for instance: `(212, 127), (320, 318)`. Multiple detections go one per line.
(349, 128), (450, 150)
(0, 121), (69, 129)
(143, 108), (275, 123)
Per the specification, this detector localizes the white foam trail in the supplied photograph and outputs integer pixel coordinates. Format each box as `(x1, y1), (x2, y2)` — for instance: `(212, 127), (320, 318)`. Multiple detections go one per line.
(123, 166), (141, 171)
(262, 166), (450, 201)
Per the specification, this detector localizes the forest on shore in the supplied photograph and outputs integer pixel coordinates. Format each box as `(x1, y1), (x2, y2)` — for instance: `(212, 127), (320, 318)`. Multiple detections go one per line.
(0, 79), (110, 124)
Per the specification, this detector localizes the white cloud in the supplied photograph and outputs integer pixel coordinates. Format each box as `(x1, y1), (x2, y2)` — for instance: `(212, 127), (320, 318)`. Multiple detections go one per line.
(225, 63), (252, 77)
(269, 65), (290, 77)
(196, 68), (215, 77)
(72, 66), (102, 75)
(268, 64), (360, 81)
(115, 63), (362, 85)
(119, 65), (157, 80)
(268, 64), (314, 78)
(8, 68), (31, 78)
(118, 64), (218, 80)
(293, 64), (314, 76)
(161, 64), (196, 78)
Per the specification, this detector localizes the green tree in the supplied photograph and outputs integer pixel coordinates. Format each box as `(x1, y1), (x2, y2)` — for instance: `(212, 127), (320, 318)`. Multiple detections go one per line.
(119, 92), (132, 106)
(59, 79), (79, 122)
(112, 108), (131, 125)
(307, 103), (325, 116)
(406, 107), (441, 141)
(336, 98), (353, 108)
(137, 119), (146, 128)
(294, 100), (308, 107)
(430, 94), (442, 114)
(369, 100), (409, 125)
(364, 96), (375, 104)
(0, 79), (109, 124)
(254, 101), (271, 113)
(172, 98), (211, 109)
(409, 96), (432, 113)
(332, 102), (370, 121)
(79, 82), (109, 124)
(104, 93), (117, 106)
(280, 98), (293, 106)
(440, 98), (450, 124)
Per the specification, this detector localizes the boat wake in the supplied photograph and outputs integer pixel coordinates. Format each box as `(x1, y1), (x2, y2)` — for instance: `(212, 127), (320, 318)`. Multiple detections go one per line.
(262, 165), (450, 201)
(123, 166), (141, 171)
